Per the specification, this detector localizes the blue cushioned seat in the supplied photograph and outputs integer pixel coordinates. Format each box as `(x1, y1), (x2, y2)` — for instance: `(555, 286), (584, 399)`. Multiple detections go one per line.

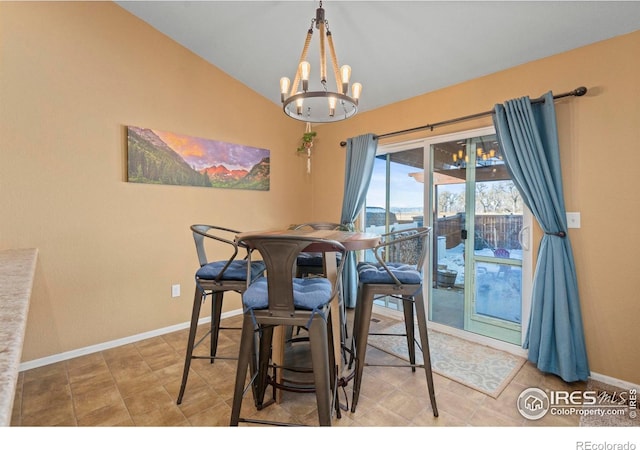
(243, 277), (333, 311)
(357, 262), (422, 284)
(196, 260), (266, 281)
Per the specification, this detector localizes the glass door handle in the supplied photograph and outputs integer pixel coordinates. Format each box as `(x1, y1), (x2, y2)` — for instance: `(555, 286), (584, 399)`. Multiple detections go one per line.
(518, 226), (530, 251)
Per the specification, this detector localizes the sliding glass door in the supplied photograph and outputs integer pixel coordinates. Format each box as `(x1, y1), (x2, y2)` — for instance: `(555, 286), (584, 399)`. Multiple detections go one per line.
(362, 128), (531, 346)
(364, 144), (425, 311)
(427, 127), (531, 345)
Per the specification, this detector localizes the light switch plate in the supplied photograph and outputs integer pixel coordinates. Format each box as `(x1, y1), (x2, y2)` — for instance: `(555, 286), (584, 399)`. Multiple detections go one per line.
(566, 212), (581, 229)
(171, 284), (181, 298)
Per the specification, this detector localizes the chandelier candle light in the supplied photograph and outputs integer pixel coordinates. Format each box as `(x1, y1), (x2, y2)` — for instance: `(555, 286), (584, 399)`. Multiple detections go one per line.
(280, 1), (362, 123)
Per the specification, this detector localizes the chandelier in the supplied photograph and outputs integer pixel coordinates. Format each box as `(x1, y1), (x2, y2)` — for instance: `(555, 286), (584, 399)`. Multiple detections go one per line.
(451, 146), (502, 168)
(279, 1), (362, 123)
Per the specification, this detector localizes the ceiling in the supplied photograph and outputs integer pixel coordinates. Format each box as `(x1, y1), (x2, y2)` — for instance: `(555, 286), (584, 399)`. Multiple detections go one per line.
(115, 1), (640, 114)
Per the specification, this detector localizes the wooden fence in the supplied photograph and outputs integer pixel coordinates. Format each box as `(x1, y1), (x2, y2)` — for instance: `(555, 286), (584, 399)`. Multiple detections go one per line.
(435, 213), (523, 250)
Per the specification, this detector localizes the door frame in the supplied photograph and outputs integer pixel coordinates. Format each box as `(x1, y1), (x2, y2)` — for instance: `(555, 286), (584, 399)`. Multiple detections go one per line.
(423, 126), (531, 356)
(371, 129), (531, 355)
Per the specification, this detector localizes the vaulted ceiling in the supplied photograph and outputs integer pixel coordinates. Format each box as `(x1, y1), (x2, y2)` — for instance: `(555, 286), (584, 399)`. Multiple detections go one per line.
(116, 1), (640, 114)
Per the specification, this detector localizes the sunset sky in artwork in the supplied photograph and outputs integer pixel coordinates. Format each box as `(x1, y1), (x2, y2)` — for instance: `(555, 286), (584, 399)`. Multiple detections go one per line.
(154, 129), (269, 171)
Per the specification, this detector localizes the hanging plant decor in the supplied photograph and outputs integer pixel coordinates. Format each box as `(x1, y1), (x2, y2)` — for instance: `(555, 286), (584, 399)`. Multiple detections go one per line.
(297, 123), (316, 174)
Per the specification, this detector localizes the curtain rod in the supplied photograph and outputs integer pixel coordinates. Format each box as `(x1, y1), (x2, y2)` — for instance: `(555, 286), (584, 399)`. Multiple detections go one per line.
(339, 86), (587, 147)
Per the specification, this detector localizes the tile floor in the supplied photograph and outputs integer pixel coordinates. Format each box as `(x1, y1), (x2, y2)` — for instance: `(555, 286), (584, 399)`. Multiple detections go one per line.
(11, 312), (588, 428)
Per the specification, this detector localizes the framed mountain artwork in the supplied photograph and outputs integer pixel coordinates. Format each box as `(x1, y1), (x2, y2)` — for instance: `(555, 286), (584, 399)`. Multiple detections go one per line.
(126, 126), (270, 191)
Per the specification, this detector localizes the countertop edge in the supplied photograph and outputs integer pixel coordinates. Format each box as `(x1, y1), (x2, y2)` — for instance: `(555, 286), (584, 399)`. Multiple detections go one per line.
(0, 248), (38, 427)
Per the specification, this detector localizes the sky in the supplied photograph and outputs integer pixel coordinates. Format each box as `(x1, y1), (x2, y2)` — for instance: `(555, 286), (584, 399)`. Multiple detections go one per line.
(154, 129), (269, 171)
(367, 158), (468, 210)
(366, 158), (425, 209)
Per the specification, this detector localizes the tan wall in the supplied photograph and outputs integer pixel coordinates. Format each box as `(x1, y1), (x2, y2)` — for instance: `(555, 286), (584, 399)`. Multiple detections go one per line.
(312, 31), (640, 384)
(0, 2), (313, 361)
(2, 2), (639, 385)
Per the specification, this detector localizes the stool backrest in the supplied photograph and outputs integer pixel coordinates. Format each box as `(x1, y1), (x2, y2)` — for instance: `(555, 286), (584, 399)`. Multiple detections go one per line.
(190, 224), (247, 284)
(373, 227), (432, 284)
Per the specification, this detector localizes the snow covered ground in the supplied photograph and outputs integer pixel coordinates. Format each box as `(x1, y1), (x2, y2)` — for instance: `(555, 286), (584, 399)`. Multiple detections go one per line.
(438, 244), (522, 323)
(363, 223), (523, 323)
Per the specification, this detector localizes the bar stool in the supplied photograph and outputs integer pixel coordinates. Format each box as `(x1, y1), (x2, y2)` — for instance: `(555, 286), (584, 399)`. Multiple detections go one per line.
(230, 233), (346, 426)
(176, 224), (265, 405)
(292, 222), (346, 278)
(350, 227), (438, 417)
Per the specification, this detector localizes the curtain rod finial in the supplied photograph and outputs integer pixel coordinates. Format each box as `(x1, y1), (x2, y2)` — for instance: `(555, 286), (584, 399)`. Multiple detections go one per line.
(574, 86), (587, 97)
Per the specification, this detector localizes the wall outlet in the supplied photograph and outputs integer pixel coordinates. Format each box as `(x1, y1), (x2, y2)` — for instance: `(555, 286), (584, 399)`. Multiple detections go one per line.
(566, 212), (581, 229)
(171, 284), (181, 298)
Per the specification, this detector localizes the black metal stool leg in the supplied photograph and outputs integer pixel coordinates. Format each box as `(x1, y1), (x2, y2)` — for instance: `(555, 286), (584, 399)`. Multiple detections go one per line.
(414, 289), (438, 417)
(348, 282), (364, 370)
(402, 294), (417, 372)
(230, 315), (258, 426)
(350, 284), (374, 413)
(308, 317), (332, 426)
(210, 291), (224, 363)
(177, 286), (205, 404)
(326, 308), (342, 419)
(255, 325), (274, 409)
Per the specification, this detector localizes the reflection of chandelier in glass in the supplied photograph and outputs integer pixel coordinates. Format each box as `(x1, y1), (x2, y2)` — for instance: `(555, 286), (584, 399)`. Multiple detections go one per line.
(279, 1), (362, 123)
(452, 145), (502, 168)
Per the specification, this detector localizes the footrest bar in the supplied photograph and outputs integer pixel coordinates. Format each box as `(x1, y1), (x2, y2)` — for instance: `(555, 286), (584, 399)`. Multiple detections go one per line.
(238, 418), (303, 427)
(364, 363), (425, 368)
(191, 355), (238, 361)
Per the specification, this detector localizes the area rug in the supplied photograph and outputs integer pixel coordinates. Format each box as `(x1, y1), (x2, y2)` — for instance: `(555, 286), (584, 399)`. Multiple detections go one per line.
(579, 379), (639, 427)
(366, 320), (526, 398)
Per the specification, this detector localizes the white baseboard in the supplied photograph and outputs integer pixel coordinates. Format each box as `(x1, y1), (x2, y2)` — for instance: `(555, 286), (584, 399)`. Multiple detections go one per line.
(588, 371), (640, 391)
(18, 309), (243, 372)
(20, 307), (640, 393)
